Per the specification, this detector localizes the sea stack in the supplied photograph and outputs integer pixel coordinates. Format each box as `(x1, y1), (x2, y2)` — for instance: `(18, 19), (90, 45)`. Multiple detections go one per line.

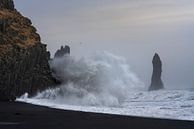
(149, 53), (164, 91)
(54, 45), (70, 58)
(0, 0), (57, 101)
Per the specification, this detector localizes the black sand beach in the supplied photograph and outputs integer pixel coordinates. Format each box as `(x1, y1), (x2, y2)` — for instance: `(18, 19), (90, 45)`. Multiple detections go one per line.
(0, 102), (193, 129)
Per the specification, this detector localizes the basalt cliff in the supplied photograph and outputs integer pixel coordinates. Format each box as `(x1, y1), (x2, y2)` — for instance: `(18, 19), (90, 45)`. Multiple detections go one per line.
(0, 0), (57, 101)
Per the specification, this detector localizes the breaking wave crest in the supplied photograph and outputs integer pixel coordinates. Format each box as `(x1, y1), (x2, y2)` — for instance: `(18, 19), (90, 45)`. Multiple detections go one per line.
(24, 51), (144, 106)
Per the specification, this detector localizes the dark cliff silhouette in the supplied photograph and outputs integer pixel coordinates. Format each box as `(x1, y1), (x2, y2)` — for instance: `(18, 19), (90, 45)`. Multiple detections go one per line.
(0, 0), (57, 101)
(54, 45), (70, 58)
(0, 0), (14, 10)
(149, 53), (164, 91)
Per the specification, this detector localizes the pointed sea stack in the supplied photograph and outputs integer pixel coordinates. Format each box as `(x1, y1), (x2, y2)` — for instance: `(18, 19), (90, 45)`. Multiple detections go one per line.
(54, 45), (70, 58)
(149, 53), (164, 91)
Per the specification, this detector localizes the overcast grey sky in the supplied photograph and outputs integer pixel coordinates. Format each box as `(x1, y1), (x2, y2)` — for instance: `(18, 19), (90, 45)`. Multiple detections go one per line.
(14, 0), (194, 89)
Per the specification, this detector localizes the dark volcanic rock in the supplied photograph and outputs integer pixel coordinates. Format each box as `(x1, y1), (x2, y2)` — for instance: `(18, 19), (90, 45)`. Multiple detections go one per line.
(0, 0), (57, 101)
(54, 45), (70, 58)
(0, 0), (14, 10)
(149, 53), (164, 91)
(0, 44), (56, 98)
(0, 19), (6, 33)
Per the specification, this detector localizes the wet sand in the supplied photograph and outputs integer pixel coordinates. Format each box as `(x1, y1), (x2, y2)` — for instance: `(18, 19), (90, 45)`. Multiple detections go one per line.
(0, 101), (193, 129)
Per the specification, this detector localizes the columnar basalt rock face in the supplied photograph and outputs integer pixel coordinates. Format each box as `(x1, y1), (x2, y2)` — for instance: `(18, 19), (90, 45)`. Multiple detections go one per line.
(0, 0), (57, 101)
(149, 53), (164, 91)
(0, 19), (6, 33)
(0, 0), (14, 10)
(54, 45), (70, 58)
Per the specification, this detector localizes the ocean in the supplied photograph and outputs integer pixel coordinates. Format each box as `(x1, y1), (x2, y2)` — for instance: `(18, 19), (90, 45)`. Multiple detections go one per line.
(18, 89), (194, 121)
(17, 51), (194, 121)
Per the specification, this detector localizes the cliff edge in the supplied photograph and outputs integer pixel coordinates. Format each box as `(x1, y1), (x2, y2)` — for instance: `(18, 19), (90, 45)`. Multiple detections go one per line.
(0, 0), (14, 11)
(0, 0), (56, 100)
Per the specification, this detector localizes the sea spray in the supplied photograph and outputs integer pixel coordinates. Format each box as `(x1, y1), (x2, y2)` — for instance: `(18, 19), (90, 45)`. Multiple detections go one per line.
(28, 51), (144, 106)
(17, 52), (194, 120)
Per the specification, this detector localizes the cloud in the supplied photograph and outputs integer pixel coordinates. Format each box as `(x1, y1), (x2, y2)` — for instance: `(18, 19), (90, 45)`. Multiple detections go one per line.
(14, 0), (194, 88)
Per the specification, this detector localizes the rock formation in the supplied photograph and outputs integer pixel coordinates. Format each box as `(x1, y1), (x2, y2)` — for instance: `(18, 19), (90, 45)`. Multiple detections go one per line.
(149, 53), (164, 91)
(54, 45), (70, 58)
(0, 0), (14, 10)
(0, 19), (6, 33)
(0, 0), (57, 101)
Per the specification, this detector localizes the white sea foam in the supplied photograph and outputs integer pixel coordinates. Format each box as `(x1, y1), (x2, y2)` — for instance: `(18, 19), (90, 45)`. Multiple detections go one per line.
(32, 51), (143, 106)
(18, 90), (194, 120)
(17, 51), (194, 121)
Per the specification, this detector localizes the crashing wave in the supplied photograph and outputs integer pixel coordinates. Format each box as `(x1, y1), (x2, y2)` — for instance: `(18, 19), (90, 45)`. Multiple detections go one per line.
(30, 51), (144, 106)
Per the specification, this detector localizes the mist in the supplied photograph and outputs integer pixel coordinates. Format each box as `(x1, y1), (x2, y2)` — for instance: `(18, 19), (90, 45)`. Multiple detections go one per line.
(33, 52), (143, 106)
(14, 0), (194, 89)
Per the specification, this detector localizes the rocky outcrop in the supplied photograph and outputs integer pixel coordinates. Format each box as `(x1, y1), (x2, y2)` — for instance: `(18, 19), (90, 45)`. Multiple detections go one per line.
(149, 53), (164, 91)
(0, 0), (57, 101)
(0, 19), (6, 33)
(54, 45), (70, 58)
(0, 0), (14, 10)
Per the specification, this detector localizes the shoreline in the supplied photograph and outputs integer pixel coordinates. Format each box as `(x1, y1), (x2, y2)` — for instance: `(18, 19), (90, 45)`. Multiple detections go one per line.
(16, 99), (194, 121)
(0, 101), (194, 129)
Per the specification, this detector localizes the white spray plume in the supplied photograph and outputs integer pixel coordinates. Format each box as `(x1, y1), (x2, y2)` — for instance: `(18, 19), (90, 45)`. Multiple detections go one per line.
(34, 51), (144, 106)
